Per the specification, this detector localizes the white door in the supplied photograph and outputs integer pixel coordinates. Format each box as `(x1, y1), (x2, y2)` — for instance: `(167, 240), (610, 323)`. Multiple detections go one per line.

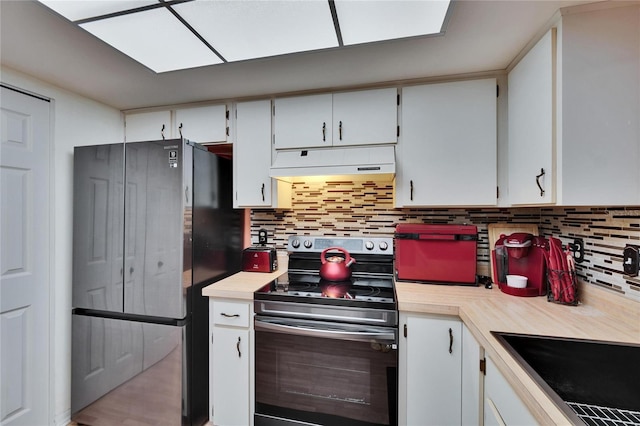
(1, 86), (51, 425)
(273, 94), (333, 149)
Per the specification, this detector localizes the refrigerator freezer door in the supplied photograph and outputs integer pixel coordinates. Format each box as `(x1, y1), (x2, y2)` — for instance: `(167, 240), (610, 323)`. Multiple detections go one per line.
(71, 314), (184, 424)
(124, 139), (185, 318)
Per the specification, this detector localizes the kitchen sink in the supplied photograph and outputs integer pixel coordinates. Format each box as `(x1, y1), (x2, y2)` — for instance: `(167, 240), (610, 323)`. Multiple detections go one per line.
(492, 332), (640, 425)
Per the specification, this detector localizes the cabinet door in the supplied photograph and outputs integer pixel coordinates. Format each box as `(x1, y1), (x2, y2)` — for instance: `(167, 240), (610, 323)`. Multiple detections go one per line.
(212, 326), (250, 426)
(398, 79), (497, 206)
(508, 29), (555, 205)
(484, 357), (536, 425)
(273, 94), (333, 149)
(462, 324), (482, 426)
(404, 315), (462, 425)
(234, 100), (274, 207)
(175, 105), (227, 143)
(332, 88), (397, 146)
(125, 110), (171, 142)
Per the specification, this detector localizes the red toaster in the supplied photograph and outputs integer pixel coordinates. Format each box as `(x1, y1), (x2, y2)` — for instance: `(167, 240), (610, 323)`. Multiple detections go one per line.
(242, 246), (278, 273)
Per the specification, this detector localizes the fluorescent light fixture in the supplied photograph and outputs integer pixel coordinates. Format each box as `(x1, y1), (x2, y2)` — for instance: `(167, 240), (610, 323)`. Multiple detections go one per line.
(80, 7), (223, 73)
(37, 0), (452, 73)
(39, 0), (158, 21)
(172, 0), (338, 62)
(335, 0), (451, 45)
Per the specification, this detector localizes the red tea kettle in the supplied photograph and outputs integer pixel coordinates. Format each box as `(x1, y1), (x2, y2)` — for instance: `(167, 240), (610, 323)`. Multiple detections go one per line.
(319, 247), (356, 281)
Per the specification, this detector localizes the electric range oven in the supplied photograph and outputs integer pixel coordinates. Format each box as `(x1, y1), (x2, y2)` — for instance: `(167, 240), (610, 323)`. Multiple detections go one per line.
(254, 235), (398, 426)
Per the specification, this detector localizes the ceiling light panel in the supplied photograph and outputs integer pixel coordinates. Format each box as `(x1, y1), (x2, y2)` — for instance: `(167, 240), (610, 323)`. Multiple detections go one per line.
(334, 0), (451, 45)
(173, 0), (338, 62)
(80, 7), (222, 73)
(39, 0), (159, 22)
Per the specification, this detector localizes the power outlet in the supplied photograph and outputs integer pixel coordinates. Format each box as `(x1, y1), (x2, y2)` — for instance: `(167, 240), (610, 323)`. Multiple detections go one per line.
(622, 245), (639, 277)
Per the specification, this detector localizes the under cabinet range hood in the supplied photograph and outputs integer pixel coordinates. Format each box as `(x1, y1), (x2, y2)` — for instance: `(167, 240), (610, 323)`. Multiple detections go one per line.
(269, 145), (396, 182)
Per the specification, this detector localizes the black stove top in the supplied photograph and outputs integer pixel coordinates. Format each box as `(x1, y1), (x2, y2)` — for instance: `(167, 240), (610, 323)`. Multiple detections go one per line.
(255, 274), (395, 308)
(255, 235), (396, 310)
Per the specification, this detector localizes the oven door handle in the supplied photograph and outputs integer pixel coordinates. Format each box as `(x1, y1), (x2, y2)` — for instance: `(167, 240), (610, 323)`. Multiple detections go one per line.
(255, 317), (397, 345)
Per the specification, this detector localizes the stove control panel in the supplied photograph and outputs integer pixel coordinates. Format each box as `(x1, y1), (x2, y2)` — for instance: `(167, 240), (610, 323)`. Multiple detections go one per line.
(287, 236), (393, 255)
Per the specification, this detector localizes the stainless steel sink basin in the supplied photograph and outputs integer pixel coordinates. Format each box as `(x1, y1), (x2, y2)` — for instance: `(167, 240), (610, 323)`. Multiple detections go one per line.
(492, 332), (640, 425)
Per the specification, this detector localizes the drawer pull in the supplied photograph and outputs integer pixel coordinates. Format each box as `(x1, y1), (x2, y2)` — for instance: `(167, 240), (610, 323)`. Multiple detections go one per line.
(220, 313), (240, 318)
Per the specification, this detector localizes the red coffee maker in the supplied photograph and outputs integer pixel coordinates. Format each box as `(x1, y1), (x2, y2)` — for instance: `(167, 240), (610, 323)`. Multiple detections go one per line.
(492, 233), (548, 296)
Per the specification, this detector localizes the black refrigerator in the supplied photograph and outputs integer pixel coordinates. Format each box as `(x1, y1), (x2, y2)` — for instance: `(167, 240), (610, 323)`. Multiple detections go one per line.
(71, 139), (242, 425)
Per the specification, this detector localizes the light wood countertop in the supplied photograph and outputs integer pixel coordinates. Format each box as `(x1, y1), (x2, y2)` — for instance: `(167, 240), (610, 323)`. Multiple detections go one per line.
(203, 272), (639, 425)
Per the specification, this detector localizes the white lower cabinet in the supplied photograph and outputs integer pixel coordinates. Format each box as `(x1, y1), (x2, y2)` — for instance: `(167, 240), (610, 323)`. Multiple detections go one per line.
(210, 299), (254, 426)
(483, 356), (536, 426)
(399, 313), (463, 425)
(462, 324), (483, 426)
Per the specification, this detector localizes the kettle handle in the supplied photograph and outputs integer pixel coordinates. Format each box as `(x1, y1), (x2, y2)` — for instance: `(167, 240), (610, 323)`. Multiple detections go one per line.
(320, 247), (352, 264)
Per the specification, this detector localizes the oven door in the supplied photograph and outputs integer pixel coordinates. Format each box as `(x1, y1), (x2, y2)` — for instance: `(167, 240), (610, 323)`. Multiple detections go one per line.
(254, 316), (398, 426)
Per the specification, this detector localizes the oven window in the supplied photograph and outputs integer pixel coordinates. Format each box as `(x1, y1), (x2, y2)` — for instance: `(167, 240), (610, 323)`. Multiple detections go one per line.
(255, 329), (398, 426)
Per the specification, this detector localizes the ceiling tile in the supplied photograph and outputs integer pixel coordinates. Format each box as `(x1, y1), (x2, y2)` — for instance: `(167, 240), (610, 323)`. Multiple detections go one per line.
(335, 0), (451, 45)
(40, 0), (159, 21)
(80, 7), (223, 73)
(172, 0), (338, 62)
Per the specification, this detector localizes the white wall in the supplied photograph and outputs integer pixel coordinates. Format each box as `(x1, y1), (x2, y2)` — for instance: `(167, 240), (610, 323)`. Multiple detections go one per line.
(1, 66), (124, 425)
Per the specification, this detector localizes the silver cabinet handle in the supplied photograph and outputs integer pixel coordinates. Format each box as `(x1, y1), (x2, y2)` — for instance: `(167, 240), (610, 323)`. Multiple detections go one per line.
(236, 336), (241, 358)
(220, 313), (240, 318)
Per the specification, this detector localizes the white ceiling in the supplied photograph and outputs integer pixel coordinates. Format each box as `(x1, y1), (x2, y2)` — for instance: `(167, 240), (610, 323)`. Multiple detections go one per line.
(0, 0), (598, 111)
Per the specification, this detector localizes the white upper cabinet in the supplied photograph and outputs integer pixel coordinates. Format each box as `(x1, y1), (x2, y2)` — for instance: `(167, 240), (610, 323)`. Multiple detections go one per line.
(125, 110), (172, 142)
(508, 29), (556, 205)
(174, 104), (228, 143)
(508, 4), (640, 206)
(233, 100), (291, 209)
(273, 93), (333, 149)
(558, 5), (639, 205)
(331, 88), (398, 146)
(273, 88), (397, 149)
(397, 78), (497, 207)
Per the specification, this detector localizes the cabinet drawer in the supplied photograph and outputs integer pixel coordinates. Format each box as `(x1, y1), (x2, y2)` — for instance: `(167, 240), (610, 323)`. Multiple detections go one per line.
(212, 301), (250, 327)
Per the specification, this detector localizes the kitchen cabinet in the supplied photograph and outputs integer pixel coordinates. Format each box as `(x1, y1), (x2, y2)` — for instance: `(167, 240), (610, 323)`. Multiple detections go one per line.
(508, 5), (640, 206)
(273, 87), (397, 149)
(210, 299), (253, 426)
(174, 104), (228, 143)
(399, 313), (462, 425)
(507, 29), (556, 205)
(233, 99), (291, 208)
(125, 110), (171, 142)
(462, 324), (483, 425)
(397, 78), (497, 207)
(484, 356), (536, 425)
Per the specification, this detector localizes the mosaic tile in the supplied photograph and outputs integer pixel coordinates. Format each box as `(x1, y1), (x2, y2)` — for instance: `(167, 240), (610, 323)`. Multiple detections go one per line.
(251, 180), (640, 302)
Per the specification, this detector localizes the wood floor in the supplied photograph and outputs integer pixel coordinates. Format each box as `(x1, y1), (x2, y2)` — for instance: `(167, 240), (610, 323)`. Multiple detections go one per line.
(71, 347), (182, 426)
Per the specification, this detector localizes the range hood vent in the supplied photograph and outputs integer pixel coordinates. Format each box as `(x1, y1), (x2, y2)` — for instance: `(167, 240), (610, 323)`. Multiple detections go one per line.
(269, 145), (396, 182)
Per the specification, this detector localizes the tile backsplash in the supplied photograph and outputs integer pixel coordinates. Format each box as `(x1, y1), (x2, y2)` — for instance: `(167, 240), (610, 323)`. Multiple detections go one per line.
(251, 179), (640, 302)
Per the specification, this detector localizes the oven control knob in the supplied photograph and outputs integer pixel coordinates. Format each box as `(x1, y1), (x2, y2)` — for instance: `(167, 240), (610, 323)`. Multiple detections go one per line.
(304, 240), (313, 249)
(291, 239), (300, 249)
(365, 241), (375, 250)
(379, 241), (389, 251)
